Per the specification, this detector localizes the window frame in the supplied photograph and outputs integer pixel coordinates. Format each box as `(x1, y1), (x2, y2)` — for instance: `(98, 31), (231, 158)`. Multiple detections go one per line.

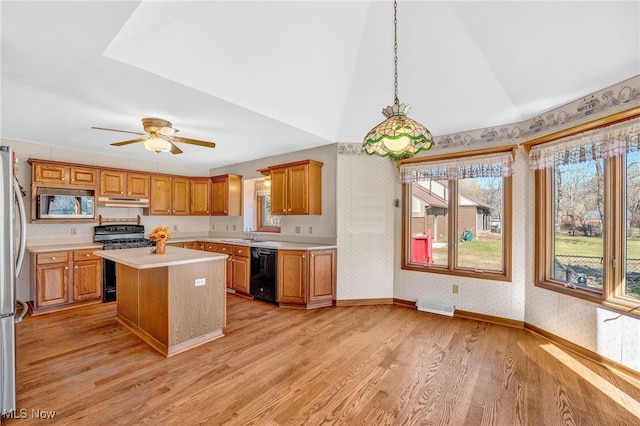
(256, 194), (280, 233)
(400, 146), (514, 282)
(525, 107), (640, 312)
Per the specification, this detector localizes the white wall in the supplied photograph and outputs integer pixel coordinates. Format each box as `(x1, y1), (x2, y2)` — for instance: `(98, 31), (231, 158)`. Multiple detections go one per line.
(336, 152), (395, 300)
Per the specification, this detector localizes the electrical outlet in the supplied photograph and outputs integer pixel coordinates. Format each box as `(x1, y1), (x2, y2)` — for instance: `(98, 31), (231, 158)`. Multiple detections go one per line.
(308, 226), (313, 234)
(173, 225), (178, 231)
(211, 224), (215, 230)
(452, 284), (459, 294)
(233, 224), (236, 231)
(295, 226), (301, 234)
(226, 225), (229, 231)
(70, 228), (76, 235)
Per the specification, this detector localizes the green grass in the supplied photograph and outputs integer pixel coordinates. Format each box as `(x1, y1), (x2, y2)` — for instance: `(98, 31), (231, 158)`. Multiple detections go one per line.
(555, 235), (640, 258)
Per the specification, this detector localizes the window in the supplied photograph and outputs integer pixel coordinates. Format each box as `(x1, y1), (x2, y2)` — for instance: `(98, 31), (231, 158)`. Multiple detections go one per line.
(529, 114), (640, 309)
(255, 180), (280, 233)
(401, 148), (514, 281)
(256, 194), (280, 233)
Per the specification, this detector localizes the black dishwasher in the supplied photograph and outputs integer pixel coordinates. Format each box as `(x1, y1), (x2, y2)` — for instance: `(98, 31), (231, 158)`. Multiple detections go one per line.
(250, 247), (278, 304)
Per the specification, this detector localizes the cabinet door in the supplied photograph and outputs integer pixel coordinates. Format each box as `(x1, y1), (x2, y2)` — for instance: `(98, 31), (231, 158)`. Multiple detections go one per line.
(171, 177), (190, 215)
(211, 177), (228, 215)
(33, 163), (67, 184)
(269, 168), (288, 215)
(100, 171), (126, 196)
(217, 244), (233, 288)
(308, 249), (336, 303)
(204, 242), (218, 252)
(277, 250), (307, 304)
(287, 164), (309, 215)
(233, 256), (250, 295)
(36, 263), (69, 307)
(126, 173), (150, 197)
(69, 167), (97, 186)
(73, 259), (102, 301)
(150, 176), (171, 215)
(191, 179), (211, 215)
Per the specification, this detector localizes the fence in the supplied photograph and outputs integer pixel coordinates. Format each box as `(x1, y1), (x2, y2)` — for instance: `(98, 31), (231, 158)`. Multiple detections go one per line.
(555, 254), (640, 297)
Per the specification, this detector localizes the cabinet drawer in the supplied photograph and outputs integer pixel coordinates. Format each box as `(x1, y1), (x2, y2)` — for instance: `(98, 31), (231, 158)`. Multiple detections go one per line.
(204, 242), (218, 252)
(37, 251), (69, 265)
(233, 245), (250, 257)
(73, 249), (101, 261)
(218, 244), (233, 254)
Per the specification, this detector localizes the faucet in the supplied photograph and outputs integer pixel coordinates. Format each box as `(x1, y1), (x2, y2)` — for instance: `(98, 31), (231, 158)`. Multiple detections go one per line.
(246, 227), (253, 241)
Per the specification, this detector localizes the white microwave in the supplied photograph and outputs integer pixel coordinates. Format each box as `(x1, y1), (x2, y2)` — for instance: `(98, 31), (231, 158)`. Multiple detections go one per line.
(36, 188), (95, 219)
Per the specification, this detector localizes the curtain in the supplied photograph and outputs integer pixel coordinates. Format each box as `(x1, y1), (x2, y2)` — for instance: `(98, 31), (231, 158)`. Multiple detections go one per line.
(529, 117), (640, 170)
(399, 151), (514, 183)
(255, 180), (270, 196)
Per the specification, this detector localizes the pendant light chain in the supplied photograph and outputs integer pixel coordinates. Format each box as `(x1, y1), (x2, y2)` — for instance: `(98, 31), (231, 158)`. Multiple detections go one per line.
(393, 0), (399, 106)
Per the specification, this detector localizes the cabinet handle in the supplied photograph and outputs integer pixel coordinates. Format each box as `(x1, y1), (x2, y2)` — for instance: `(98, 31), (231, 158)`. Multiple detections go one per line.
(64, 267), (68, 270)
(74, 266), (78, 269)
(86, 253), (90, 257)
(51, 257), (56, 260)
(302, 255), (305, 259)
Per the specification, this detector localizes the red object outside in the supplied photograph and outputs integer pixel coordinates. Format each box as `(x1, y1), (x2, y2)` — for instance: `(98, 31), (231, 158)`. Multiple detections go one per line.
(411, 229), (433, 264)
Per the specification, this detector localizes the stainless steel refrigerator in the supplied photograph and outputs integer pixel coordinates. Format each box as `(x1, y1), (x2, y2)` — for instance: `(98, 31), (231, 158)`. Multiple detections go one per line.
(0, 146), (28, 416)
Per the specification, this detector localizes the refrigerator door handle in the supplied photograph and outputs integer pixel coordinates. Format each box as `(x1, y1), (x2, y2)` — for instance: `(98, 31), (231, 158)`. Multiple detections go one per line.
(14, 177), (27, 276)
(15, 300), (28, 323)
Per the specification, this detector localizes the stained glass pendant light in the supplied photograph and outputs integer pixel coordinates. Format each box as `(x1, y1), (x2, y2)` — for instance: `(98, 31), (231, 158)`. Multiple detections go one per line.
(363, 0), (434, 160)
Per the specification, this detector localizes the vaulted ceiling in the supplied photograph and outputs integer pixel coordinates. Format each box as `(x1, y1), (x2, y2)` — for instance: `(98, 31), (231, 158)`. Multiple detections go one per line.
(2, 1), (638, 169)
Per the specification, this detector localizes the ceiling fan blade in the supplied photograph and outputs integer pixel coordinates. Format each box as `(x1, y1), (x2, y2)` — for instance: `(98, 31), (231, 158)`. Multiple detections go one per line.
(110, 138), (147, 146)
(92, 126), (146, 136)
(172, 136), (216, 148)
(169, 141), (183, 155)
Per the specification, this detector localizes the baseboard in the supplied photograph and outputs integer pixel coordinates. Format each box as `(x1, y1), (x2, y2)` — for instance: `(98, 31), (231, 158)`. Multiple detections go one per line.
(393, 298), (417, 309)
(335, 298), (394, 306)
(454, 309), (524, 329)
(525, 322), (640, 384)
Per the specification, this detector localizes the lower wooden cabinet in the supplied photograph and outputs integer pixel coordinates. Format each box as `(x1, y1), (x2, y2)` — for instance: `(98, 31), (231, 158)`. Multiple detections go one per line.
(32, 249), (103, 315)
(231, 245), (250, 296)
(278, 248), (336, 309)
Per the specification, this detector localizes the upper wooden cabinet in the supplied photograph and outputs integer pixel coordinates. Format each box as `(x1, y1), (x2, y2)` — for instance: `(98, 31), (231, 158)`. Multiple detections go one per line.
(171, 177), (190, 215)
(268, 160), (322, 215)
(211, 174), (242, 216)
(100, 171), (149, 198)
(149, 175), (190, 215)
(190, 178), (211, 216)
(32, 162), (97, 187)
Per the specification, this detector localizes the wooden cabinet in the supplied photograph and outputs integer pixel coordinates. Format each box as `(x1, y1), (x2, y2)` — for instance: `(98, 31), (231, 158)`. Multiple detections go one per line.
(32, 249), (103, 314)
(184, 241), (205, 250)
(190, 178), (211, 215)
(32, 162), (97, 187)
(268, 160), (322, 215)
(72, 249), (103, 301)
(100, 171), (149, 197)
(211, 174), (242, 216)
(150, 175), (171, 214)
(231, 245), (250, 295)
(149, 175), (189, 215)
(217, 244), (233, 289)
(204, 242), (218, 252)
(171, 177), (190, 215)
(277, 248), (336, 309)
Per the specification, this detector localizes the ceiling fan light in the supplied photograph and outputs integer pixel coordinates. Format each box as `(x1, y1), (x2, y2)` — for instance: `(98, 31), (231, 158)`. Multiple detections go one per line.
(144, 134), (172, 153)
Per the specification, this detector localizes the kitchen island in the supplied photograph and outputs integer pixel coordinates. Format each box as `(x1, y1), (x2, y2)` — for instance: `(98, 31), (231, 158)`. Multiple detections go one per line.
(94, 246), (228, 357)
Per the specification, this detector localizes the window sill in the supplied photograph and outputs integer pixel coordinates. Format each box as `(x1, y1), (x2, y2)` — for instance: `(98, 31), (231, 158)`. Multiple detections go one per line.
(402, 263), (511, 282)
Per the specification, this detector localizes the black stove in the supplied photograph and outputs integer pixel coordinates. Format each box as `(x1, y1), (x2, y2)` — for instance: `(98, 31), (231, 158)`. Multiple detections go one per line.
(94, 224), (155, 250)
(94, 224), (155, 302)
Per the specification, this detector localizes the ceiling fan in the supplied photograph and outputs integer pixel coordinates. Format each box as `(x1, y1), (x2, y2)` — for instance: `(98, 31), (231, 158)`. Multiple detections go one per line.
(92, 117), (216, 154)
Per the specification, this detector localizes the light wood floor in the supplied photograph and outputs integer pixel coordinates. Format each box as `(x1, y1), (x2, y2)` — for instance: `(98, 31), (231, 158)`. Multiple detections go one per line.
(3, 295), (640, 425)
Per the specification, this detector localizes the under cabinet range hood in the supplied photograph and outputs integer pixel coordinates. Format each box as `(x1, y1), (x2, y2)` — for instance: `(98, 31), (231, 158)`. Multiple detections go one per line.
(97, 196), (150, 208)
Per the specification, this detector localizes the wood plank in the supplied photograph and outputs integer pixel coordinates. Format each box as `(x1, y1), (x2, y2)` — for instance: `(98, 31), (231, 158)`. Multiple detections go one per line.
(5, 297), (640, 425)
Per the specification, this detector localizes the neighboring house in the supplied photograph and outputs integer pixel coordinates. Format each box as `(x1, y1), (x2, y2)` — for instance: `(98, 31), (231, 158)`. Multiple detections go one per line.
(411, 181), (493, 241)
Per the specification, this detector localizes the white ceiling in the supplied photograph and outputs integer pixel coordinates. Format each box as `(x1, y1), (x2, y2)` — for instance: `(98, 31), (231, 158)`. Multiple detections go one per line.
(2, 1), (639, 169)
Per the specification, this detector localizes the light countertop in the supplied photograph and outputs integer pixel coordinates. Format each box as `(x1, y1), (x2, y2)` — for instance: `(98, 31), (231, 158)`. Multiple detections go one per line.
(171, 236), (337, 250)
(27, 242), (103, 254)
(93, 246), (228, 269)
